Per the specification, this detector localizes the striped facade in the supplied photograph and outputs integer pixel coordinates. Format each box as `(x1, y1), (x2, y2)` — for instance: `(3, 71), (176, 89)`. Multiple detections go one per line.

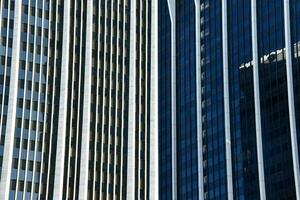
(0, 0), (158, 199)
(158, 0), (300, 199)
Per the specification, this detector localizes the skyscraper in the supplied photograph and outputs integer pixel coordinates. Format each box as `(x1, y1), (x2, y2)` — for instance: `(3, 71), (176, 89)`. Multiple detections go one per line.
(0, 0), (158, 199)
(158, 0), (300, 199)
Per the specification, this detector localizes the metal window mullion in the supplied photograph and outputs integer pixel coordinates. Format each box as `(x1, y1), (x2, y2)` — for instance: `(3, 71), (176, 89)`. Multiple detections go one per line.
(283, 0), (300, 198)
(144, 0), (149, 199)
(119, 1), (126, 196)
(72, 1), (84, 198)
(127, 0), (137, 198)
(92, 0), (101, 199)
(53, 0), (70, 198)
(149, 0), (159, 199)
(65, 2), (76, 198)
(149, 0), (158, 199)
(98, 0), (108, 198)
(106, 0), (115, 197)
(221, 0), (233, 199)
(166, 0), (177, 198)
(112, 0), (120, 198)
(91, 54), (99, 198)
(45, 1), (59, 198)
(99, 0), (108, 197)
(137, 1), (143, 198)
(194, 0), (204, 199)
(14, 1), (31, 198)
(250, 0), (266, 199)
(78, 0), (93, 198)
(37, 0), (53, 198)
(106, 0), (115, 198)
(30, 0), (47, 198)
(22, 2), (39, 199)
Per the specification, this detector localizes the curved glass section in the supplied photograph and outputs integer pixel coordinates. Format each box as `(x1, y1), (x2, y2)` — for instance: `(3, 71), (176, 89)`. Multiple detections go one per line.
(290, 0), (300, 168)
(257, 0), (296, 198)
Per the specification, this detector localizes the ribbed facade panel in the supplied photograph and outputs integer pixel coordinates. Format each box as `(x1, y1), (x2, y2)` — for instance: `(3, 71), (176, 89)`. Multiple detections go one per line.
(0, 0), (157, 199)
(8, 0), (62, 198)
(62, 0), (86, 199)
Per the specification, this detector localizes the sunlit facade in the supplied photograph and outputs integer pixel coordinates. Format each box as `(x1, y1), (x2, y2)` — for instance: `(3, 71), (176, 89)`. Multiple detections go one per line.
(0, 0), (158, 199)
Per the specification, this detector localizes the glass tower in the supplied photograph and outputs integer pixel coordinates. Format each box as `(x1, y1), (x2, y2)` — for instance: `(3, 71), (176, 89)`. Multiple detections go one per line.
(158, 0), (300, 199)
(0, 0), (158, 199)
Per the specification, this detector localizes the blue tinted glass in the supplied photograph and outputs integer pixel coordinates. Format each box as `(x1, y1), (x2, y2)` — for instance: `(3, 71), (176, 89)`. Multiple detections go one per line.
(176, 0), (198, 199)
(227, 0), (260, 199)
(257, 0), (296, 198)
(200, 0), (227, 199)
(158, 0), (173, 199)
(290, 0), (300, 170)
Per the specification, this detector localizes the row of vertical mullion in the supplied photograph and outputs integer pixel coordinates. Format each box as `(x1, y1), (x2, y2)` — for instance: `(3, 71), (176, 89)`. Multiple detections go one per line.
(106, 0), (114, 197)
(37, 0), (53, 198)
(0, 0), (22, 197)
(72, 1), (84, 198)
(91, 0), (101, 198)
(22, 0), (39, 197)
(65, 1), (76, 199)
(30, 0), (46, 198)
(14, 0), (32, 197)
(78, 0), (93, 195)
(99, 0), (108, 197)
(119, 0), (126, 197)
(53, 0), (71, 197)
(64, 0), (72, 194)
(45, 0), (58, 198)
